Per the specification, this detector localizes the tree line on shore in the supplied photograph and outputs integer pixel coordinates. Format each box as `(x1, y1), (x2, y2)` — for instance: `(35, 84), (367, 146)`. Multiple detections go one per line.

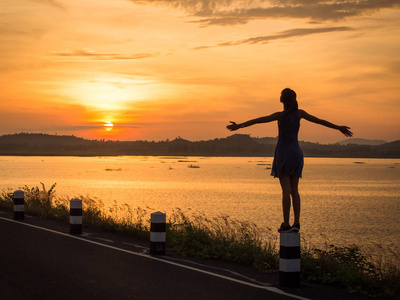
(0, 132), (399, 157)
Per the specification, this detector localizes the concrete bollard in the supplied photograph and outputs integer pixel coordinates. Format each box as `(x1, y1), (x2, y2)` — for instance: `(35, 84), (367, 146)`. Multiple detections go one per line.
(150, 211), (166, 255)
(279, 232), (301, 287)
(13, 190), (25, 220)
(70, 198), (82, 234)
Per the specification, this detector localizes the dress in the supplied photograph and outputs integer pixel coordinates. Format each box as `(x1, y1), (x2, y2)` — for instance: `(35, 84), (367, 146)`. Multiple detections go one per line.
(271, 110), (304, 178)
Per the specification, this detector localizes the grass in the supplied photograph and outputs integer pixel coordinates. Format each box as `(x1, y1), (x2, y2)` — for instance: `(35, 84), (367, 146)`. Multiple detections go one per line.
(167, 208), (278, 270)
(1, 183), (399, 298)
(301, 243), (400, 298)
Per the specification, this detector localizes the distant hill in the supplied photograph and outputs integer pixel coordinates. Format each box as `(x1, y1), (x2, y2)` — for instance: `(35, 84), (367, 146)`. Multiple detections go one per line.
(337, 138), (387, 146)
(253, 137), (278, 144)
(0, 133), (87, 146)
(0, 133), (399, 158)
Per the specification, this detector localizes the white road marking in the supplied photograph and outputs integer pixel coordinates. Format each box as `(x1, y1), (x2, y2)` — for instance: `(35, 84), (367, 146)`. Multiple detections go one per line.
(123, 241), (149, 250)
(82, 232), (115, 243)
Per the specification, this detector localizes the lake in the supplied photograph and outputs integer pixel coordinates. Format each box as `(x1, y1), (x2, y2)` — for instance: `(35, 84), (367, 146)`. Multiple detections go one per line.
(1, 155), (399, 257)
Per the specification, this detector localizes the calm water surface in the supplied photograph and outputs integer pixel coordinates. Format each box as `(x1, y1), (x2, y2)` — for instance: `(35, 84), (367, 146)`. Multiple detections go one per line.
(1, 156), (399, 256)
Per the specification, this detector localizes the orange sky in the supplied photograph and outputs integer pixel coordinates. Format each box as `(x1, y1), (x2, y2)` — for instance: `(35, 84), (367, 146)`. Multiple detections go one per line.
(1, 0), (399, 143)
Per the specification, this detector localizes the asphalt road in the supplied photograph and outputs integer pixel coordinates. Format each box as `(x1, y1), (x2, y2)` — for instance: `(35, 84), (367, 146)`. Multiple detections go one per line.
(0, 215), (303, 300)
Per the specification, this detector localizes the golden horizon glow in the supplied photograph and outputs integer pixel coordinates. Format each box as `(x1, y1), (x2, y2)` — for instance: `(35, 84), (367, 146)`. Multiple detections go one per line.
(104, 121), (114, 132)
(0, 0), (399, 143)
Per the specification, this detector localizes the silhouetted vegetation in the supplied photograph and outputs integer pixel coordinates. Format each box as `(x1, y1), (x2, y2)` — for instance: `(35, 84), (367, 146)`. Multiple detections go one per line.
(1, 184), (399, 298)
(0, 132), (399, 157)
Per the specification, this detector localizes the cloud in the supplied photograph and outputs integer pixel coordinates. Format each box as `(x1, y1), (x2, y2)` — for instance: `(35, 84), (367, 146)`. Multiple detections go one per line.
(130, 0), (400, 26)
(32, 0), (66, 9)
(130, 0), (236, 14)
(194, 26), (354, 49)
(196, 0), (400, 26)
(52, 49), (158, 61)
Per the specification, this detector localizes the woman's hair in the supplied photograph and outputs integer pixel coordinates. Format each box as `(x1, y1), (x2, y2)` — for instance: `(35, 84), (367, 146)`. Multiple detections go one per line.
(280, 88), (298, 123)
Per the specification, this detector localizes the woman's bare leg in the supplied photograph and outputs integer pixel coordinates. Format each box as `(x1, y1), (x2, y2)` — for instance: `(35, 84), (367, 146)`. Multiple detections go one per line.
(279, 176), (291, 226)
(290, 176), (300, 225)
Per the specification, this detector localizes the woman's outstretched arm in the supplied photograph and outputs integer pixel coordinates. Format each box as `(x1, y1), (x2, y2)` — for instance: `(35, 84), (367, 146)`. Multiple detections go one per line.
(299, 109), (353, 137)
(227, 112), (281, 131)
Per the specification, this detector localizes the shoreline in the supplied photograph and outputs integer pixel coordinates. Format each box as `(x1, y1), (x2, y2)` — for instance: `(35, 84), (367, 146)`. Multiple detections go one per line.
(1, 133), (399, 158)
(1, 154), (399, 159)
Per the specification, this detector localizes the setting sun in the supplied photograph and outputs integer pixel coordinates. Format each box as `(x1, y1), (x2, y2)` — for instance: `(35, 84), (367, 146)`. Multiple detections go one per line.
(104, 121), (114, 132)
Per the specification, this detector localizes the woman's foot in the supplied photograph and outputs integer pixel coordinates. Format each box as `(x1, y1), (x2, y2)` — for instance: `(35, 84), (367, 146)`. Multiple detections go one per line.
(278, 223), (292, 233)
(291, 223), (300, 232)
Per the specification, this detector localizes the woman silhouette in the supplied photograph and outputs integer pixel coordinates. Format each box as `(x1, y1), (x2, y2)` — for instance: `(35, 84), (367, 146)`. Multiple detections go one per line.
(227, 88), (352, 232)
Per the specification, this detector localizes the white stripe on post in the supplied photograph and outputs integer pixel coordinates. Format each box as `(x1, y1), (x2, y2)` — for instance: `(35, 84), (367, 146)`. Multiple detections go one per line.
(70, 198), (82, 234)
(150, 211), (166, 255)
(13, 190), (24, 220)
(150, 232), (167, 242)
(279, 232), (301, 287)
(70, 216), (83, 224)
(14, 205), (25, 212)
(279, 258), (301, 272)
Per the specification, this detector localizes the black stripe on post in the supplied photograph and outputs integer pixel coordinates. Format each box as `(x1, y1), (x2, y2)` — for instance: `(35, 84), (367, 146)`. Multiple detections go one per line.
(13, 198), (25, 205)
(279, 246), (301, 259)
(279, 271), (301, 287)
(70, 208), (83, 216)
(150, 222), (166, 232)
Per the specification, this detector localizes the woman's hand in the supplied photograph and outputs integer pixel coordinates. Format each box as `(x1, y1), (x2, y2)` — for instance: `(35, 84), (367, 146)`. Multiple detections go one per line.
(339, 126), (353, 137)
(227, 121), (240, 131)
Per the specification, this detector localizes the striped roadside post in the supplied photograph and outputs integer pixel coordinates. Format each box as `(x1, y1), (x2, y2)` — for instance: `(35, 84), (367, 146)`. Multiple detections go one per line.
(150, 211), (166, 255)
(70, 198), (82, 234)
(279, 232), (301, 287)
(13, 190), (25, 220)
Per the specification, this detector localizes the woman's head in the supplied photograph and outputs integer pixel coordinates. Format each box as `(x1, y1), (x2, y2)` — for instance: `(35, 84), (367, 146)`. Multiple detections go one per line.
(280, 88), (298, 112)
